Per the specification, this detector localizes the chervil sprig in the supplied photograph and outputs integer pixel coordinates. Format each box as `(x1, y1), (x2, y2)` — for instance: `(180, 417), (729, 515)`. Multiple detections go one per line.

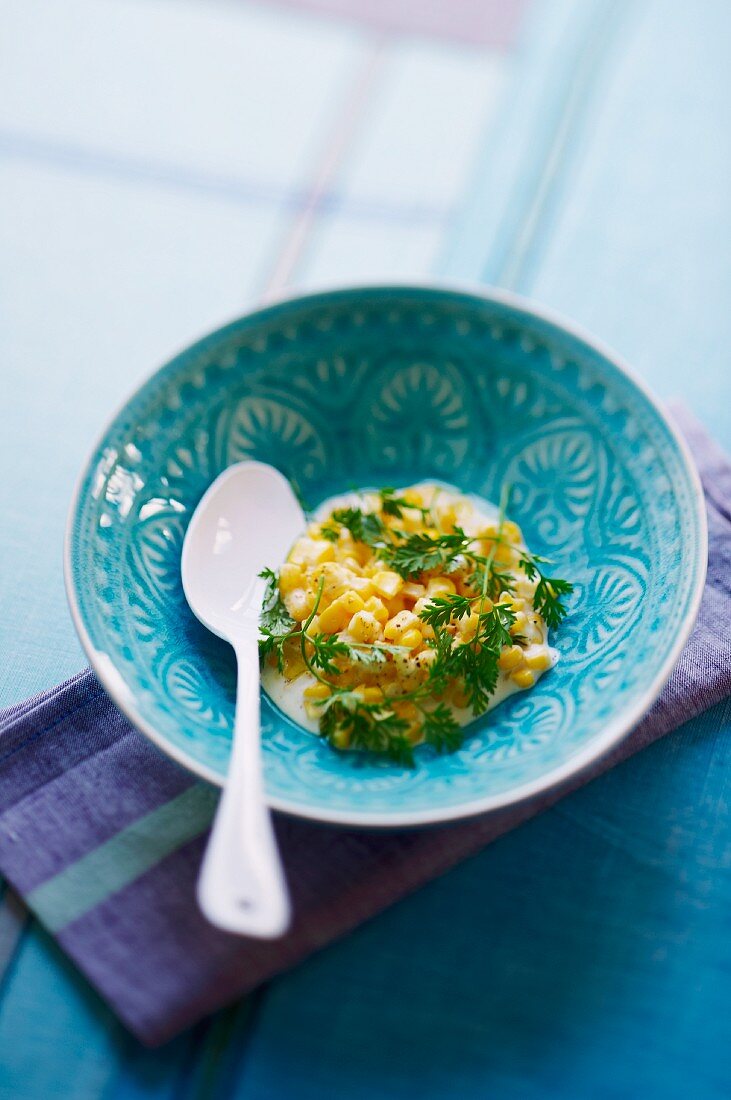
(380, 528), (473, 578)
(378, 487), (430, 519)
(518, 554), (574, 629)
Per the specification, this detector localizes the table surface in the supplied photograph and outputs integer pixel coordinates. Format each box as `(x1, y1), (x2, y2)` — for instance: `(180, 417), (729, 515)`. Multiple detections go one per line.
(1, 0), (730, 1096)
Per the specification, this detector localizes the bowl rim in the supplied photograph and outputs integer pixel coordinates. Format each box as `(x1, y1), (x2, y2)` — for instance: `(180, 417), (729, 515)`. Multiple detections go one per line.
(64, 280), (708, 828)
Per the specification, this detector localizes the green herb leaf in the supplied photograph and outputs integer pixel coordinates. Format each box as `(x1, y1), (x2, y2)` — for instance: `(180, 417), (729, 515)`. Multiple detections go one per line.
(330, 507), (387, 548)
(379, 487), (428, 519)
(380, 528), (472, 578)
(422, 703), (463, 754)
(258, 568), (297, 671)
(418, 593), (473, 629)
(319, 698), (415, 766)
(307, 633), (350, 677)
(533, 575), (574, 629)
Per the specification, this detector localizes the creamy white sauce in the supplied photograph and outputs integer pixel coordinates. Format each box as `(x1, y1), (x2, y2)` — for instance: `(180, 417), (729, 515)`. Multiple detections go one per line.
(261, 482), (558, 740)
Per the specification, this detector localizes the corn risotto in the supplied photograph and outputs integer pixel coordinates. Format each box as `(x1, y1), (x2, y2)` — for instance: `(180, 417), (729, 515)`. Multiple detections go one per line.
(259, 482), (569, 762)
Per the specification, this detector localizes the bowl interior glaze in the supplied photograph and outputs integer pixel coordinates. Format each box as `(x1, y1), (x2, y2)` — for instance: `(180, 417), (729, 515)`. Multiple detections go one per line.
(66, 286), (705, 826)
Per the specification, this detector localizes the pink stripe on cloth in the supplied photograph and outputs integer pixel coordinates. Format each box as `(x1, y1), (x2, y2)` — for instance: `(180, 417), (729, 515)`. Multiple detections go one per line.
(1, 407), (728, 1046)
(265, 0), (532, 49)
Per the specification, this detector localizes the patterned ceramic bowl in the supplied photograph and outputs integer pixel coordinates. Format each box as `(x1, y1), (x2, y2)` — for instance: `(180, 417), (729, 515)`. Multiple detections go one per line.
(65, 285), (706, 827)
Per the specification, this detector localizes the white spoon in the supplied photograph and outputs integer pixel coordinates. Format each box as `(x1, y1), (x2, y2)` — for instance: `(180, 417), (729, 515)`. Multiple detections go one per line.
(181, 461), (304, 937)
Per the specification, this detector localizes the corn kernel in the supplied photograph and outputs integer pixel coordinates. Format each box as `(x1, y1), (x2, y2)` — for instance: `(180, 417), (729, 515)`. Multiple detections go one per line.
(498, 645), (523, 671)
(502, 520), (523, 544)
(400, 628), (423, 650)
(347, 610), (382, 644)
(515, 578), (536, 600)
(510, 612), (528, 636)
(384, 610), (419, 642)
(282, 643), (307, 681)
(372, 570), (403, 598)
(364, 596), (389, 623)
(427, 576), (456, 597)
(303, 682), (331, 701)
(278, 562), (303, 595)
(286, 588), (315, 622)
(347, 574), (375, 599)
(316, 562), (350, 601)
(439, 505), (459, 531)
(451, 685), (471, 708)
(524, 649), (553, 671)
(511, 668), (535, 689)
(522, 621), (544, 645)
(289, 537), (336, 566)
(414, 648), (437, 670)
(402, 581), (426, 601)
(353, 684), (384, 704)
(393, 700), (419, 722)
(331, 727), (351, 749)
(318, 591), (365, 633)
(351, 541), (373, 566)
(494, 542), (517, 565)
(457, 612), (480, 638)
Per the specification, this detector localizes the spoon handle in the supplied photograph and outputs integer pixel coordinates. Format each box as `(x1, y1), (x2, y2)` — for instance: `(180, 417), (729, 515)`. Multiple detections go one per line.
(196, 635), (290, 938)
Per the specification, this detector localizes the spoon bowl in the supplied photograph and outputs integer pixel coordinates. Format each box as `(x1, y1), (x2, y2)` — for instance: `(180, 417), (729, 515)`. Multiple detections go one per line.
(182, 460), (304, 937)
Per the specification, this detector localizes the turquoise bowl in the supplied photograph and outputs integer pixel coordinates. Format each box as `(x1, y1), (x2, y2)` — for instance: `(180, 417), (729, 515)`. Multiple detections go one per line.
(65, 285), (706, 827)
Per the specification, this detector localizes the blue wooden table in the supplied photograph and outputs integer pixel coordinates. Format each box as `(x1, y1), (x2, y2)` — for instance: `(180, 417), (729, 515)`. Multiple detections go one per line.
(1, 1), (729, 1096)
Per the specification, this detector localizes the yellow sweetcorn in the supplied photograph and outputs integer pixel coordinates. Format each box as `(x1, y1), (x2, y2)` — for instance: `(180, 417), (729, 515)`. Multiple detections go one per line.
(494, 542), (517, 565)
(451, 685), (471, 709)
(286, 588), (316, 622)
(400, 628), (423, 650)
(318, 590), (365, 633)
(289, 537), (335, 566)
(303, 682), (331, 701)
(384, 610), (419, 642)
(509, 612), (528, 636)
(372, 570), (403, 598)
(314, 562), (350, 601)
(413, 648), (437, 671)
(279, 561), (304, 594)
(522, 618), (545, 645)
(427, 576), (456, 597)
(457, 612), (480, 639)
(364, 595), (389, 623)
(346, 574), (375, 599)
(524, 649), (552, 671)
(498, 645), (524, 671)
(515, 578), (537, 600)
(511, 668), (535, 689)
(354, 684), (384, 704)
(347, 610), (383, 644)
(403, 488), (424, 507)
(384, 595), (406, 618)
(331, 726), (351, 749)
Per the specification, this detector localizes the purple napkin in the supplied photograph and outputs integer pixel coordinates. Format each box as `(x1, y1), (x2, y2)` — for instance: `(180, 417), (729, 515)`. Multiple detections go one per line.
(1, 408), (729, 1046)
